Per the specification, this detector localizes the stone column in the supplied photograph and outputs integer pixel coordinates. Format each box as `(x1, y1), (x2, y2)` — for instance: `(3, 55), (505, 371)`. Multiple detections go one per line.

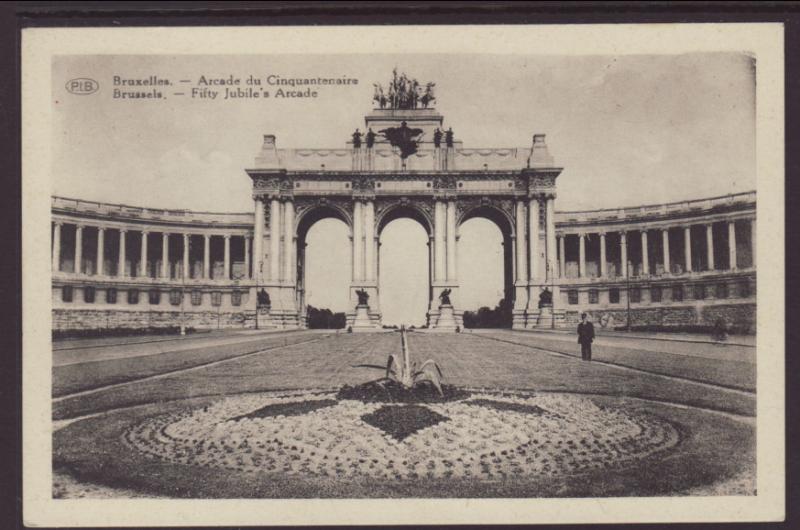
(620, 231), (628, 278)
(96, 227), (105, 276)
(434, 201), (446, 282)
(662, 228), (670, 274)
(224, 234), (231, 280)
(446, 200), (457, 281)
(118, 229), (126, 277)
(283, 200), (295, 283)
(75, 225), (83, 274)
(528, 197), (540, 281)
(352, 201), (363, 281)
(270, 199), (281, 281)
(578, 233), (586, 277)
(374, 236), (380, 282)
(183, 234), (190, 280)
(641, 230), (649, 275)
(558, 235), (566, 279)
(728, 221), (737, 270)
(364, 200), (375, 281)
(599, 232), (607, 278)
(52, 222), (61, 272)
(706, 224), (715, 270)
(203, 234), (210, 279)
(161, 232), (170, 278)
(140, 230), (148, 278)
(751, 219), (756, 266)
(253, 198), (264, 280)
(244, 235), (251, 279)
(684, 226), (692, 273)
(544, 196), (556, 281)
(515, 200), (527, 282)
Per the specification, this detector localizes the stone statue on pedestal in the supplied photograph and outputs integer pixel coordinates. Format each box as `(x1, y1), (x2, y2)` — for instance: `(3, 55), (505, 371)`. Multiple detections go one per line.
(352, 129), (362, 148)
(433, 128), (442, 148)
(257, 288), (270, 308)
(365, 128), (376, 148)
(538, 287), (553, 308)
(445, 128), (454, 148)
(356, 289), (369, 306)
(439, 288), (452, 306)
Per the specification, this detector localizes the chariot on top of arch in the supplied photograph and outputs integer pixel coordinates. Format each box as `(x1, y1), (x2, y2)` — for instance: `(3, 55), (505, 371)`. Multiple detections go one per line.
(372, 68), (436, 110)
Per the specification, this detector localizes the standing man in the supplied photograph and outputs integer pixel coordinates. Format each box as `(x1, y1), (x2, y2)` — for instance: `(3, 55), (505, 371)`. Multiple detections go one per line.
(577, 312), (595, 361)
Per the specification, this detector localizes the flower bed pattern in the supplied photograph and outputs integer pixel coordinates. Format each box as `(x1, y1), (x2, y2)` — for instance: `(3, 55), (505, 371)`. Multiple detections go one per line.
(124, 391), (679, 480)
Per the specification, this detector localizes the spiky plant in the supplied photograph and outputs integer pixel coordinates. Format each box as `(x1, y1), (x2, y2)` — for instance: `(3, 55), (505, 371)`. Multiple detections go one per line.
(384, 326), (444, 396)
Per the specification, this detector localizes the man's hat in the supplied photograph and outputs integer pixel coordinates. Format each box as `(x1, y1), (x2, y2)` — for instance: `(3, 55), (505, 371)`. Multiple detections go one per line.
(581, 312), (588, 318)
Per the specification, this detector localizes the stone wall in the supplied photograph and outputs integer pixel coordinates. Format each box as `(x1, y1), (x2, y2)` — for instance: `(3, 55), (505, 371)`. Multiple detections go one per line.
(52, 308), (260, 331)
(563, 302), (755, 333)
(700, 303), (756, 332)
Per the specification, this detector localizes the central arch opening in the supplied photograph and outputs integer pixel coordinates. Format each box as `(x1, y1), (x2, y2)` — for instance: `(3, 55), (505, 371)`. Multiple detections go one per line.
(379, 217), (430, 327)
(297, 207), (351, 325)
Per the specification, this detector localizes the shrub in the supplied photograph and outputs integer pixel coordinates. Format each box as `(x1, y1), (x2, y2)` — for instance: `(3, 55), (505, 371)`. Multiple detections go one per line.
(53, 326), (197, 340)
(306, 305), (346, 329)
(462, 298), (512, 329)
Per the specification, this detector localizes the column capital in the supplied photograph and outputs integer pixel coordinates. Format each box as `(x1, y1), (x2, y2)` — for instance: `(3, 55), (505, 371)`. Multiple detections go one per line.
(224, 234), (231, 240)
(204, 233), (211, 239)
(53, 220), (64, 227)
(597, 230), (607, 236)
(141, 229), (150, 235)
(119, 227), (128, 234)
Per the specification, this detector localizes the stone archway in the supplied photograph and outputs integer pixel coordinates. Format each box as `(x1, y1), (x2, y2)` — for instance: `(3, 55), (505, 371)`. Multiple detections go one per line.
(376, 204), (434, 327)
(458, 204), (515, 326)
(295, 205), (353, 325)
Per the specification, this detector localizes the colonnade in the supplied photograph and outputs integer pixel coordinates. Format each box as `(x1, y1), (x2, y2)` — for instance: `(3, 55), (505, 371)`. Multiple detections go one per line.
(51, 221), (251, 280)
(556, 219), (755, 280)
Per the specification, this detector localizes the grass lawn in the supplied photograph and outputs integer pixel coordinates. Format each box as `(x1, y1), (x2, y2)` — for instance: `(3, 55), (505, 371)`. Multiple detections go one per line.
(53, 332), (321, 397)
(476, 331), (756, 391)
(53, 333), (400, 419)
(54, 332), (755, 420)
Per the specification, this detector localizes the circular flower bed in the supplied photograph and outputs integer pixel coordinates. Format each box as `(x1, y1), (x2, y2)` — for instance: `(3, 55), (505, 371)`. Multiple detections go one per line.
(124, 390), (679, 480)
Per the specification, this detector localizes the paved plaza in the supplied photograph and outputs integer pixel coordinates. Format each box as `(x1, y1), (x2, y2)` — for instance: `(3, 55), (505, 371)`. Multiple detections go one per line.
(52, 329), (756, 498)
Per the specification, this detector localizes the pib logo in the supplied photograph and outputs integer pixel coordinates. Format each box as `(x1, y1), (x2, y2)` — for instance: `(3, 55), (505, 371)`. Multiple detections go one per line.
(66, 78), (99, 95)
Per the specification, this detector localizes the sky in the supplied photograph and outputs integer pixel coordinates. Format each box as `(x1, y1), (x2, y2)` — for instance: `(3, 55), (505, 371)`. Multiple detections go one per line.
(52, 53), (756, 321)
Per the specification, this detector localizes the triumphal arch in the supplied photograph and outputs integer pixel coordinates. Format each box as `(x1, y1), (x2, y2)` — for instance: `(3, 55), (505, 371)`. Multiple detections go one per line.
(248, 72), (563, 330)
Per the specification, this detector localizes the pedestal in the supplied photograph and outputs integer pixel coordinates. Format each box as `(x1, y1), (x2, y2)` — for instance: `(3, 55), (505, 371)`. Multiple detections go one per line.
(531, 304), (566, 328)
(430, 304), (458, 332)
(351, 304), (376, 332)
